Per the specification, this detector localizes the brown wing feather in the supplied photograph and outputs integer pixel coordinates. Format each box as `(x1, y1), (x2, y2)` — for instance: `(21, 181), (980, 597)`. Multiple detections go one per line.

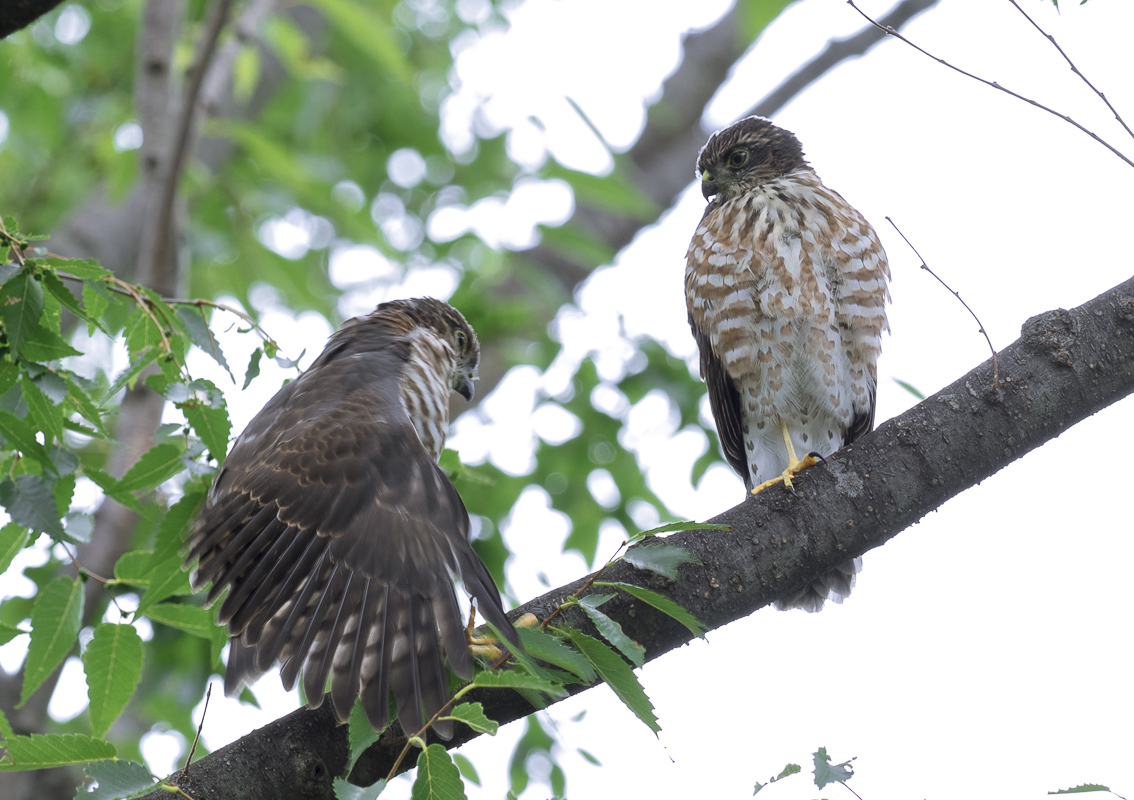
(188, 315), (514, 738)
(691, 321), (749, 488)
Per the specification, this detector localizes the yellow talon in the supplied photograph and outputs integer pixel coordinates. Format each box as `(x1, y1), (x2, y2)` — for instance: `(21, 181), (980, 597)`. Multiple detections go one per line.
(750, 419), (820, 495)
(465, 609), (539, 661)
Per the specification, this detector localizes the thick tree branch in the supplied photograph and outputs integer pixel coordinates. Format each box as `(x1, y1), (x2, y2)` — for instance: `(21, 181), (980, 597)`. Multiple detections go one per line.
(144, 276), (1134, 799)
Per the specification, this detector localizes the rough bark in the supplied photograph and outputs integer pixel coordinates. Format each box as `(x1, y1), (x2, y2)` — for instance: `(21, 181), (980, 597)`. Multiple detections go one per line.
(139, 276), (1134, 800)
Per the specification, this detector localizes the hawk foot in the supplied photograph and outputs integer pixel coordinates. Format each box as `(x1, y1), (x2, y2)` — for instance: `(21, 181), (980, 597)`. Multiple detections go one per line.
(466, 610), (538, 661)
(750, 452), (821, 496)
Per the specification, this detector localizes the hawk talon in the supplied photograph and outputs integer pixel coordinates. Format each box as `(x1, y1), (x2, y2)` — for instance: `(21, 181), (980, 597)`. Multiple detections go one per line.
(466, 610), (539, 662)
(749, 420), (821, 496)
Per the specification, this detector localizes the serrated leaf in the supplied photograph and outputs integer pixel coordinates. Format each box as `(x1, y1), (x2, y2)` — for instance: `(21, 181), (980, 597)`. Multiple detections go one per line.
(0, 702), (12, 739)
(175, 306), (233, 381)
(442, 702), (498, 735)
(123, 308), (163, 359)
(21, 376), (64, 443)
(0, 409), (57, 472)
(35, 257), (111, 281)
(600, 582), (706, 639)
(515, 626), (595, 683)
(813, 747), (854, 789)
(468, 671), (563, 696)
(346, 698), (382, 771)
(83, 624), (144, 738)
(566, 629), (659, 735)
(333, 776), (387, 800)
(0, 475), (66, 538)
(179, 382), (230, 462)
(78, 758), (156, 799)
(0, 733), (116, 771)
(754, 763), (801, 794)
(105, 350), (158, 396)
(243, 347), (263, 390)
(1049, 787), (1115, 796)
(578, 594), (644, 667)
(83, 469), (141, 512)
(117, 443), (184, 494)
(626, 520), (731, 545)
(0, 270), (45, 354)
(21, 575), (84, 705)
(40, 270), (87, 323)
(142, 603), (219, 641)
(0, 522), (29, 576)
(411, 744), (466, 800)
(81, 282), (111, 335)
(136, 489), (204, 611)
(64, 376), (109, 436)
(19, 323), (83, 361)
(623, 541), (700, 580)
(0, 360), (19, 396)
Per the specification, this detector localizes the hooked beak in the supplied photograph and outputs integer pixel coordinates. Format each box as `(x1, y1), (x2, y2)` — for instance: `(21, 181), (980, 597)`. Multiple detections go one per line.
(455, 375), (475, 402)
(700, 169), (719, 200)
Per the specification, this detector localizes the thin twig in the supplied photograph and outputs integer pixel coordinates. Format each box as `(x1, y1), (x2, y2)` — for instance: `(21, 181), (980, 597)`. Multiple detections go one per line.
(840, 779), (865, 800)
(1008, 0), (1134, 142)
(184, 682), (212, 775)
(155, 0), (234, 261)
(845, 0), (1134, 170)
(886, 217), (999, 390)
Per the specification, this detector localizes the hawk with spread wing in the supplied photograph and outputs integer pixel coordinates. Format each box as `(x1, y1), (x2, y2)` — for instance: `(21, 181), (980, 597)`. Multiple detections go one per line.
(685, 117), (890, 612)
(186, 297), (517, 737)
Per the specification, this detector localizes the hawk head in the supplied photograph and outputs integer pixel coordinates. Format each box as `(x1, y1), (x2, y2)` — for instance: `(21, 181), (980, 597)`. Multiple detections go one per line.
(368, 296), (481, 401)
(696, 116), (809, 202)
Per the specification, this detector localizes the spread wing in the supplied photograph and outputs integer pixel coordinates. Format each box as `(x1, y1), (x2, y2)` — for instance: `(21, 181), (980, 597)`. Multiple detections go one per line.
(187, 340), (515, 738)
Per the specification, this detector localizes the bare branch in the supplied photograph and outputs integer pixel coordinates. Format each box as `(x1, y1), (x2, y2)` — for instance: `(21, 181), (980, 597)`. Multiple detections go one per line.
(886, 216), (999, 389)
(846, 0), (1134, 170)
(1008, 0), (1134, 142)
(142, 274), (1134, 799)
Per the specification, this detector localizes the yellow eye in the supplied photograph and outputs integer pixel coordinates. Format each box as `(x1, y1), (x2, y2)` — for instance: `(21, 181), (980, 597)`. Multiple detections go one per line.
(455, 329), (468, 354)
(727, 149), (749, 169)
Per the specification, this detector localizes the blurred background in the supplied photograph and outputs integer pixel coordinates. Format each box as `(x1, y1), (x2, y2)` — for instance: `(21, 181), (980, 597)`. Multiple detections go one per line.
(1, 0), (1132, 797)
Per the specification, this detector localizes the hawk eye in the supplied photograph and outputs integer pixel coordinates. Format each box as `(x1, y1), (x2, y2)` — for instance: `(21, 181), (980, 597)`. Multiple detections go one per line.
(727, 149), (749, 169)
(454, 329), (468, 354)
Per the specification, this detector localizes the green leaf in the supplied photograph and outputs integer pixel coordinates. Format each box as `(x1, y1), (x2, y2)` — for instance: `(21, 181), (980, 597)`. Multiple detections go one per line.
(0, 623), (26, 646)
(442, 702), (498, 736)
(334, 777), (387, 800)
(116, 443), (184, 494)
(0, 270), (45, 354)
(308, 0), (412, 82)
(754, 763), (801, 794)
(577, 748), (600, 766)
(577, 594), (645, 667)
(515, 626), (595, 683)
(894, 378), (926, 400)
(81, 282), (111, 335)
(0, 733), (116, 771)
(243, 347), (263, 390)
(136, 489), (204, 610)
(622, 541), (700, 580)
(0, 522), (29, 576)
(813, 747), (854, 789)
(566, 629), (659, 735)
(34, 257), (111, 281)
(175, 306), (233, 381)
(0, 359), (19, 396)
(600, 581), (706, 639)
(79, 759), (156, 799)
(64, 376), (109, 436)
(19, 323), (83, 361)
(142, 603), (219, 642)
(345, 698), (382, 772)
(451, 754), (479, 786)
(468, 671), (564, 696)
(21, 575), (84, 705)
(626, 520), (731, 545)
(0, 409), (57, 473)
(123, 307), (163, 359)
(40, 270), (87, 324)
(411, 744), (467, 800)
(83, 469), (141, 512)
(21, 376), (64, 443)
(83, 623), (145, 738)
(1049, 787), (1116, 796)
(178, 381), (231, 461)
(0, 475), (66, 538)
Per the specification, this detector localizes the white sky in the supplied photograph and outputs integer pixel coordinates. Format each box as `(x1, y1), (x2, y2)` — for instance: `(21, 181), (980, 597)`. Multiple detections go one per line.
(1, 0), (1132, 798)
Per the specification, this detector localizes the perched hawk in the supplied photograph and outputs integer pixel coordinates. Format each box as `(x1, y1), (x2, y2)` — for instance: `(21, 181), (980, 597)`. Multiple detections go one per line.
(186, 297), (517, 738)
(685, 117), (890, 612)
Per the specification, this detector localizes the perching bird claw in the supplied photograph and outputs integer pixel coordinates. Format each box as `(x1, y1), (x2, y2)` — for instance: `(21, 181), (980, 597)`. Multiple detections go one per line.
(750, 419), (821, 495)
